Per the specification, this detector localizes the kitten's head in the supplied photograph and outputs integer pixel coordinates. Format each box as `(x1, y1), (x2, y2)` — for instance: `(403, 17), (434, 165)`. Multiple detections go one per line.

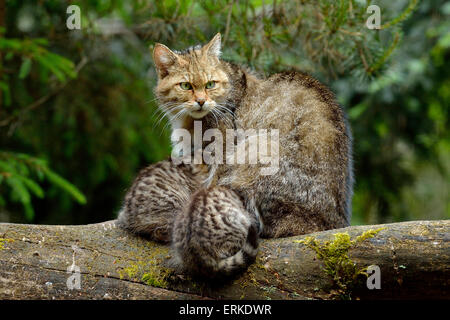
(153, 33), (231, 120)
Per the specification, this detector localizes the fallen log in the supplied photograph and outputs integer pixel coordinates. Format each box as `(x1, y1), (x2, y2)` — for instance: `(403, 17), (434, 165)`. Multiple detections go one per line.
(0, 220), (448, 300)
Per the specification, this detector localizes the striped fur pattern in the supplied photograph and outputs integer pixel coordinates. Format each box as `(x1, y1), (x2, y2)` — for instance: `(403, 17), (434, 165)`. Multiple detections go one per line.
(117, 161), (208, 243)
(171, 187), (260, 277)
(118, 33), (353, 277)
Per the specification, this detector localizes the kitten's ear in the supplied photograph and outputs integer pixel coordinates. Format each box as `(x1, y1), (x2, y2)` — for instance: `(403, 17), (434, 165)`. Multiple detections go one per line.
(153, 43), (179, 78)
(203, 33), (221, 58)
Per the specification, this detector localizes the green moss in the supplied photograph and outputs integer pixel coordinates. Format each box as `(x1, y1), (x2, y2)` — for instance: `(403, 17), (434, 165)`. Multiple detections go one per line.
(117, 244), (173, 289)
(120, 263), (140, 279)
(235, 268), (260, 299)
(0, 238), (14, 250)
(141, 268), (171, 288)
(294, 228), (384, 300)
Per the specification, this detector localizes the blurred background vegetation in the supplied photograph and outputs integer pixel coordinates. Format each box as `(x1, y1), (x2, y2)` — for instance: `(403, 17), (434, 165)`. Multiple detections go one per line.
(0, 0), (448, 226)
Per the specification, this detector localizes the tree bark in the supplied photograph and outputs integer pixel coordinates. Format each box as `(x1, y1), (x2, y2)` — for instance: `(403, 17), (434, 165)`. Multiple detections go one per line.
(0, 220), (448, 300)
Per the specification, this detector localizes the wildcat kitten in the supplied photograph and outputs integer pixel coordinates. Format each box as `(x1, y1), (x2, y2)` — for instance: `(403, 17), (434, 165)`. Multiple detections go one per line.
(118, 33), (353, 277)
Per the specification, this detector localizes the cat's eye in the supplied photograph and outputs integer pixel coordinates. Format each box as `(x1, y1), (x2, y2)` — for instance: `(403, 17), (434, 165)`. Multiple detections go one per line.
(180, 82), (192, 90)
(206, 81), (216, 89)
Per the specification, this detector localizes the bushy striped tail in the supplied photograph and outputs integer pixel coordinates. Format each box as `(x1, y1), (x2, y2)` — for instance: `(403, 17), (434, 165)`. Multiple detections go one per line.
(216, 225), (259, 274)
(170, 186), (262, 278)
(171, 224), (260, 278)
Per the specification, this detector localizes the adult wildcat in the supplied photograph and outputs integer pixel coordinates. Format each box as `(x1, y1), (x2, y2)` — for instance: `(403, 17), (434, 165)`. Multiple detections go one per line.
(118, 33), (353, 277)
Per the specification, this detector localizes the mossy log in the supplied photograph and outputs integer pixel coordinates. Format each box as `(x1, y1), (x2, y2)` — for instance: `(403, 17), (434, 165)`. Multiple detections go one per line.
(0, 220), (448, 300)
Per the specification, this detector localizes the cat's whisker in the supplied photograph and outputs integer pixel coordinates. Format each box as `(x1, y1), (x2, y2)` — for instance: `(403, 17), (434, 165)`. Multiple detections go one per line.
(153, 108), (170, 125)
(215, 104), (235, 117)
(154, 111), (173, 130)
(150, 101), (182, 124)
(160, 107), (187, 135)
(210, 109), (220, 127)
(160, 109), (187, 136)
(153, 104), (184, 129)
(152, 102), (177, 122)
(213, 107), (235, 128)
(215, 105), (236, 127)
(145, 96), (160, 104)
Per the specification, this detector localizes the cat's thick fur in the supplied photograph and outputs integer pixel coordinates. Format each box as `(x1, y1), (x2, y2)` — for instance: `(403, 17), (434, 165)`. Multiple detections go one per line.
(118, 33), (353, 277)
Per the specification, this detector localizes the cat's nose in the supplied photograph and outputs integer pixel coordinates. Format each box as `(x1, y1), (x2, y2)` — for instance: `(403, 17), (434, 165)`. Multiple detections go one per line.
(196, 99), (205, 107)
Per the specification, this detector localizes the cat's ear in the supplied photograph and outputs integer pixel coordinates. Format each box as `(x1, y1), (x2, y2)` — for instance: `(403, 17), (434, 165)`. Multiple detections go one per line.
(153, 43), (180, 78)
(203, 33), (221, 58)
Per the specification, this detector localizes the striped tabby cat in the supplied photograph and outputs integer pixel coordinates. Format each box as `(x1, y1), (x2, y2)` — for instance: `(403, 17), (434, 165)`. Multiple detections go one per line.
(118, 33), (353, 277)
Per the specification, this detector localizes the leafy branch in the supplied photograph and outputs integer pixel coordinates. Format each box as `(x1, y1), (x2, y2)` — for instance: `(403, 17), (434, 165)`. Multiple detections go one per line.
(0, 151), (86, 221)
(0, 27), (77, 109)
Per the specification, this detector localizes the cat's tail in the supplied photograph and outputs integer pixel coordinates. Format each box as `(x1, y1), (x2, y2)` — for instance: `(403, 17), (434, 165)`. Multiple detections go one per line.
(170, 186), (262, 277)
(171, 224), (260, 278)
(216, 224), (259, 274)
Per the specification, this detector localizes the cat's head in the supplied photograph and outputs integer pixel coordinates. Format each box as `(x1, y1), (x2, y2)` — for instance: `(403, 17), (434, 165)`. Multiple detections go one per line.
(152, 33), (231, 120)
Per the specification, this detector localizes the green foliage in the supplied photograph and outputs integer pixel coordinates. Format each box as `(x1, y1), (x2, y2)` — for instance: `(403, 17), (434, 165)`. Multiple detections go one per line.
(0, 151), (86, 221)
(141, 270), (170, 288)
(295, 228), (384, 299)
(118, 246), (172, 289)
(0, 28), (76, 108)
(0, 0), (448, 224)
(0, 20), (83, 221)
